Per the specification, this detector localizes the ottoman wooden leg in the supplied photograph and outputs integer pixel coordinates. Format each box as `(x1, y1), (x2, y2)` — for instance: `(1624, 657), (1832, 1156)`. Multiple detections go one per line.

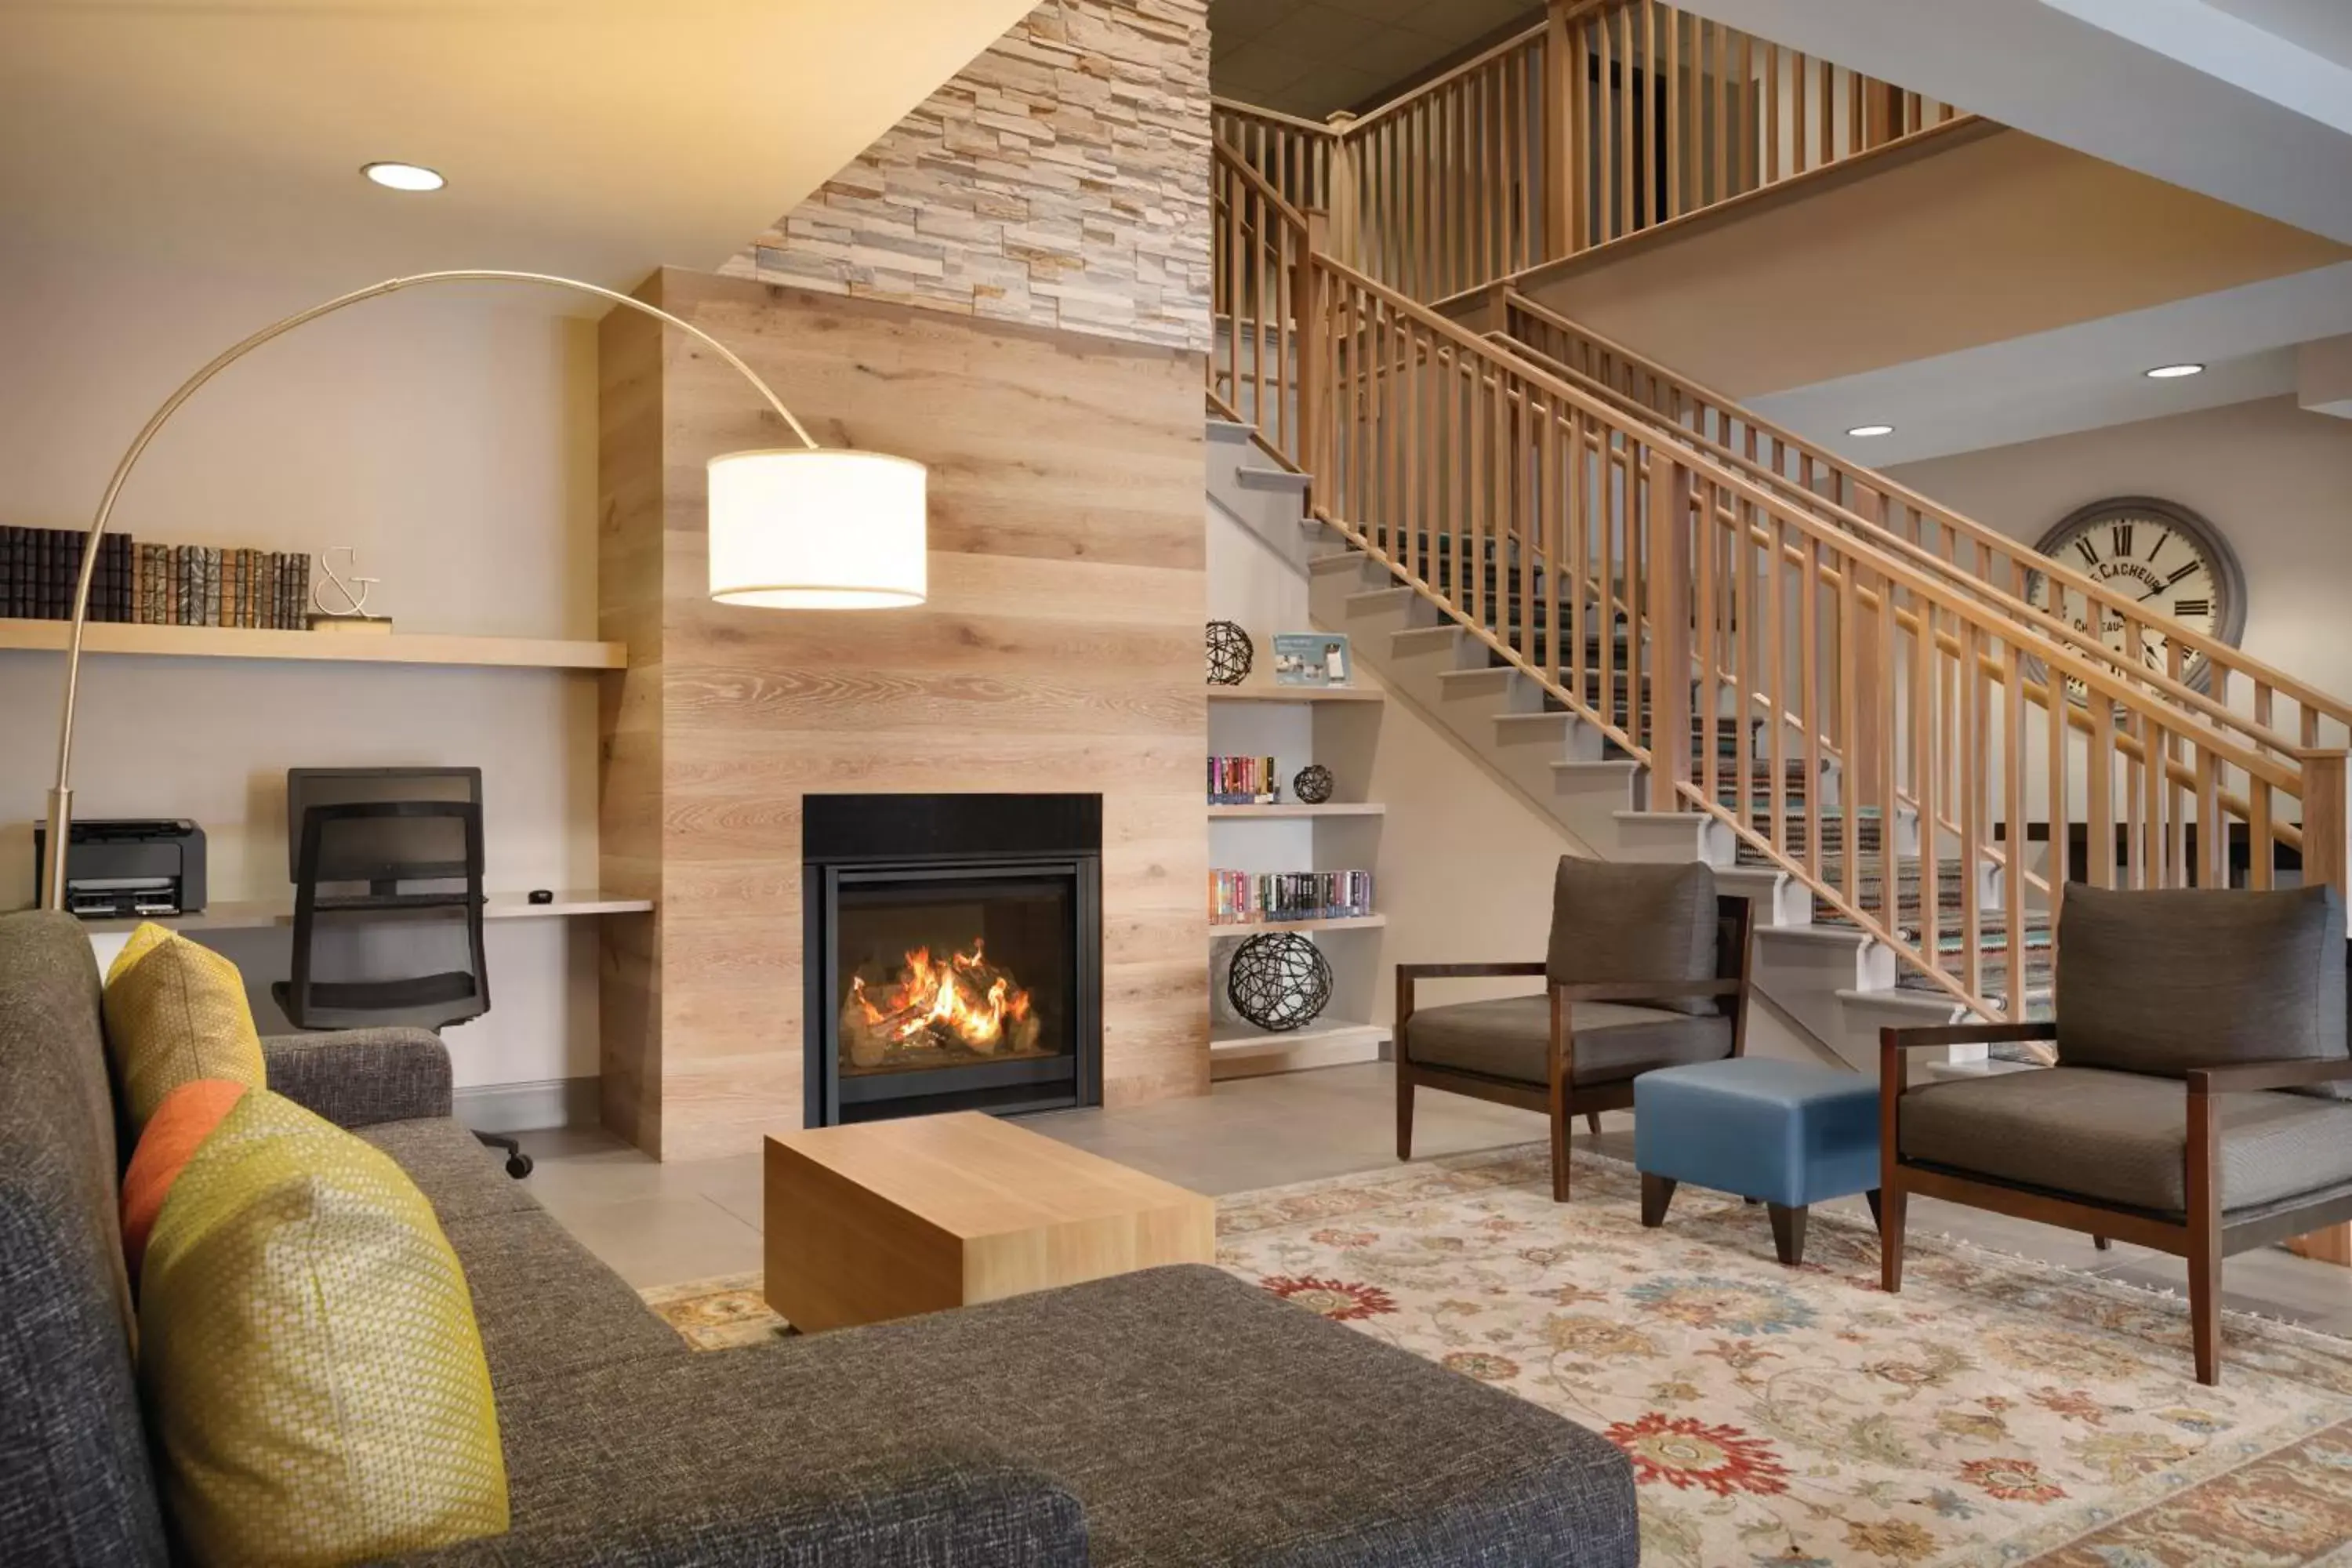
(1640, 1174), (1676, 1228)
(1767, 1203), (1809, 1266)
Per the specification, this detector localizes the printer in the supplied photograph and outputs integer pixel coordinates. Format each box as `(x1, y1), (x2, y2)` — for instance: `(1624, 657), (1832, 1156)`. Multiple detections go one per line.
(32, 818), (208, 919)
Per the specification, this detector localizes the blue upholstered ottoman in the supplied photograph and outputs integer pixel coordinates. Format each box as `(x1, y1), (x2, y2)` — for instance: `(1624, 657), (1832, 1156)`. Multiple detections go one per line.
(1633, 1057), (1880, 1266)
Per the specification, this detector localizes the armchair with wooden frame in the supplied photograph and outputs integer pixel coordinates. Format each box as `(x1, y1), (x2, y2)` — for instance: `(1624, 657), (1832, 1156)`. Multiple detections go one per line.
(1396, 858), (1753, 1202)
(1879, 882), (2352, 1386)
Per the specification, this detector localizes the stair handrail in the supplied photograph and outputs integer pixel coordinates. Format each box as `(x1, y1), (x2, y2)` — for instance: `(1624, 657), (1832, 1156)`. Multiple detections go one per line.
(1501, 287), (2352, 751)
(1488, 310), (2307, 766)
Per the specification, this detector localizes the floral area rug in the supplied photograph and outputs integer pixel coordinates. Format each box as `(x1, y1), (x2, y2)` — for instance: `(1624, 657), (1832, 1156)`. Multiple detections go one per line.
(644, 1142), (2352, 1566)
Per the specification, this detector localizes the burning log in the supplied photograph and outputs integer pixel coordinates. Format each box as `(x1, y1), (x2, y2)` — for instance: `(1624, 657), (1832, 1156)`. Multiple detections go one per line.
(843, 938), (1040, 1065)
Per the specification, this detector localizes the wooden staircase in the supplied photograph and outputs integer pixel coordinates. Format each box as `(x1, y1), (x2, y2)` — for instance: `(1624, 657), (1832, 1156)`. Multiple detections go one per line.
(1204, 87), (2352, 1075)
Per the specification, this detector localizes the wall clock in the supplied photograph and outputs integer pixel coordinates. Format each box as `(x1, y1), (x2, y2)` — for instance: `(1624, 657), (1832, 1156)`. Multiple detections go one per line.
(2024, 495), (2245, 696)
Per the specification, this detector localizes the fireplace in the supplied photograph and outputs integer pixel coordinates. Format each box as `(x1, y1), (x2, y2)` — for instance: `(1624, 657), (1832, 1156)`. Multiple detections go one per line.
(803, 793), (1102, 1126)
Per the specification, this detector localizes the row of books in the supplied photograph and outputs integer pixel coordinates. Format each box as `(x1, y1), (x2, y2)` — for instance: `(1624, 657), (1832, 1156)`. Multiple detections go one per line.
(2, 529), (134, 622)
(133, 546), (314, 630)
(1210, 869), (1375, 925)
(1207, 754), (1281, 805)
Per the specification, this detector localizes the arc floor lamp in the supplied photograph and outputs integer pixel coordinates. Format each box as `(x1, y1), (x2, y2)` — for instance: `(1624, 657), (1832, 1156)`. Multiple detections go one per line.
(38, 268), (927, 911)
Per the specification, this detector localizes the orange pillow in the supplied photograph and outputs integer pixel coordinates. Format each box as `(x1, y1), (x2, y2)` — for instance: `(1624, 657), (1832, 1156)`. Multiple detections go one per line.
(122, 1078), (249, 1280)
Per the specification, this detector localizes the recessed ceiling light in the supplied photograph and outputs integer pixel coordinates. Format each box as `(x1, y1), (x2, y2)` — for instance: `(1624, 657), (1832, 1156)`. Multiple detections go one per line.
(1846, 423), (1896, 438)
(2144, 362), (2204, 379)
(362, 162), (445, 192)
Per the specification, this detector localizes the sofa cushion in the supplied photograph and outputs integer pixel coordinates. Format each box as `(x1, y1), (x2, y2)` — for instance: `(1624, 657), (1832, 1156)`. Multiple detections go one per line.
(1546, 857), (1719, 1016)
(100, 923), (267, 1132)
(2056, 884), (2347, 1089)
(412, 1264), (1635, 1568)
(140, 1089), (508, 1564)
(358, 1116), (539, 1226)
(1900, 1065), (2352, 1214)
(0, 910), (169, 1566)
(440, 1207), (691, 1396)
(120, 1079), (249, 1279)
(1406, 994), (1732, 1085)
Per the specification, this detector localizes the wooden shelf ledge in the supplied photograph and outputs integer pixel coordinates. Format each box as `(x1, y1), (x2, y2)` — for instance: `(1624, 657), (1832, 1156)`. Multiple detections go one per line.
(1210, 913), (1385, 935)
(0, 619), (626, 671)
(1209, 803), (1386, 819)
(1207, 684), (1383, 704)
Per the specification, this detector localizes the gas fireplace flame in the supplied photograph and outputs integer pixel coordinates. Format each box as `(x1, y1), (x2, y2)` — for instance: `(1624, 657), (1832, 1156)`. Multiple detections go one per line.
(850, 938), (1035, 1054)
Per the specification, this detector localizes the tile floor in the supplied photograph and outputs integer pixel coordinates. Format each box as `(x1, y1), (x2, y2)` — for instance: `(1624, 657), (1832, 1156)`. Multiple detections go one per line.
(515, 1062), (2352, 1336)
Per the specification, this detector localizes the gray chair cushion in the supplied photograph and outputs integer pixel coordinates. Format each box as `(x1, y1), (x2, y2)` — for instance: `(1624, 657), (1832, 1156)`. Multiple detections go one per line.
(0, 912), (169, 1566)
(2056, 884), (2347, 1091)
(1405, 995), (1733, 1085)
(1546, 857), (1719, 1016)
(1900, 1065), (2352, 1214)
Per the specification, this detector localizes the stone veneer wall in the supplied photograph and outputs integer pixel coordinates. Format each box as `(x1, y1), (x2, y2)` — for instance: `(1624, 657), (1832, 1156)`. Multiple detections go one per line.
(724, 0), (1210, 352)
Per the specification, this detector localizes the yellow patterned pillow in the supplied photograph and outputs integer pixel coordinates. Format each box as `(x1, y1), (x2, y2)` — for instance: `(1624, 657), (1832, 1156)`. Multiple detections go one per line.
(103, 923), (266, 1131)
(139, 1088), (508, 1566)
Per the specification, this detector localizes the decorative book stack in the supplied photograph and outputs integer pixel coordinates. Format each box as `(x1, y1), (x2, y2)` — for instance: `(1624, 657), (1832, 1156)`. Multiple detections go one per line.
(1210, 869), (1374, 925)
(1, 529), (314, 628)
(1207, 755), (1280, 805)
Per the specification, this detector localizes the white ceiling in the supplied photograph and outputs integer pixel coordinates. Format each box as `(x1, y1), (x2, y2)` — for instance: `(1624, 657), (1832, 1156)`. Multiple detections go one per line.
(1671, 0), (2352, 244)
(0, 0), (1037, 303)
(1748, 262), (2352, 464)
(1210, 0), (1535, 118)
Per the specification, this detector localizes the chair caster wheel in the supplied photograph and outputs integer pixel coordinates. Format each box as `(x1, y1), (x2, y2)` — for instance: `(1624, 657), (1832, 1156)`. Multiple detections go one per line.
(505, 1152), (534, 1179)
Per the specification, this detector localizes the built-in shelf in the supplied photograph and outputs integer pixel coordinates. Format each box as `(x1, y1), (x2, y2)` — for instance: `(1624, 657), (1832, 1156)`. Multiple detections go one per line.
(1207, 684), (1383, 704)
(63, 891), (653, 935)
(0, 619), (626, 671)
(1210, 913), (1385, 935)
(1208, 802), (1387, 819)
(1209, 1017), (1390, 1080)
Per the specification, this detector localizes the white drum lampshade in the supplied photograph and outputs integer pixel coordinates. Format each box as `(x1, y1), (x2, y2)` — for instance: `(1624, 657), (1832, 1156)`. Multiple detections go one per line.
(706, 448), (927, 609)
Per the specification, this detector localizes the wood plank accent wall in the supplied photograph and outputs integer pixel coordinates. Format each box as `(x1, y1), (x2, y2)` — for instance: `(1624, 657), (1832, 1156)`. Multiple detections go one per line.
(598, 267), (1210, 1160)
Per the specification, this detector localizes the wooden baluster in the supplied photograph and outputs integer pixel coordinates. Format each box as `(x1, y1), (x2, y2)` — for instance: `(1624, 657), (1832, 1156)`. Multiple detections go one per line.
(1817, 56), (1833, 172)
(2002, 638), (2027, 1018)
(2167, 642), (2189, 883)
(2303, 750), (2348, 901)
(1712, 19), (1730, 212)
(1694, 468), (1719, 808)
(1878, 572), (1900, 946)
(2196, 749), (2223, 889)
(1738, 31), (1755, 195)
(1648, 450), (1694, 798)
(1567, 408), (1588, 701)
(1766, 509), (1788, 858)
(1791, 49), (1806, 173)
(1913, 594), (1940, 967)
(1837, 546), (1863, 915)
(2045, 633), (2067, 917)
(1958, 619), (1982, 998)
(2089, 696), (2117, 889)
(1600, 437), (1618, 737)
(1802, 531), (1824, 887)
(1765, 42), (1780, 185)
(1616, 4), (1633, 241)
(1666, 4), (1682, 222)
(2249, 775), (2275, 890)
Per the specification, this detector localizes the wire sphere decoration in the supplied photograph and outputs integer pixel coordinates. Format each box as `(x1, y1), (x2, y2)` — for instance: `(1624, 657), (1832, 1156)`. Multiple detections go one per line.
(1206, 620), (1254, 686)
(1291, 764), (1334, 805)
(1226, 932), (1334, 1033)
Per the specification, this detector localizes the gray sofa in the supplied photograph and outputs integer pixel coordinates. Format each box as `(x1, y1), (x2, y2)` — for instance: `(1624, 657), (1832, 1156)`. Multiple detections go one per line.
(0, 910), (1639, 1566)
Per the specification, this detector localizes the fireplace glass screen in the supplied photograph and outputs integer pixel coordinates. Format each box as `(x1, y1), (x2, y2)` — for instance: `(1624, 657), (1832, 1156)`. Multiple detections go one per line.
(833, 873), (1075, 1082)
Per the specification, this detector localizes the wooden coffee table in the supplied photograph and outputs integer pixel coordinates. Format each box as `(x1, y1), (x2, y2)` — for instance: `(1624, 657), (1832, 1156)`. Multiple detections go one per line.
(762, 1111), (1217, 1333)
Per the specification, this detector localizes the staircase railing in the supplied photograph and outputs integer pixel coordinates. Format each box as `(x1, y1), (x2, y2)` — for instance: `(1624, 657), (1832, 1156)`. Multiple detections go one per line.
(1497, 287), (2352, 760)
(1208, 141), (2350, 1030)
(1213, 0), (1969, 305)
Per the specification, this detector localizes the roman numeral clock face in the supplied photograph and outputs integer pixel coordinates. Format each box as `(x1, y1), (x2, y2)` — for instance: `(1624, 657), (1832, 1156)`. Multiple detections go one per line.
(2025, 499), (2244, 698)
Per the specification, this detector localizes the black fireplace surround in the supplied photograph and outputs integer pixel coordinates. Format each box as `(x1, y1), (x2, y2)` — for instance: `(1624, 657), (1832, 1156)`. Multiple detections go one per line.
(803, 793), (1102, 1126)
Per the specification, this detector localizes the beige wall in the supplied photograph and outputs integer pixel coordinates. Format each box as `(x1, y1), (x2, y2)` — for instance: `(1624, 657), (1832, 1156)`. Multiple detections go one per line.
(1889, 396), (2352, 714)
(0, 240), (601, 1092)
(726, 0), (1211, 352)
(1519, 129), (2351, 397)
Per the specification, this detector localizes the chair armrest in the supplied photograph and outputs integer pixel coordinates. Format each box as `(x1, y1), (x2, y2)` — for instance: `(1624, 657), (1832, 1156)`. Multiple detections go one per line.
(1882, 1021), (2059, 1053)
(260, 1029), (452, 1127)
(2187, 1058), (2352, 1094)
(1552, 978), (1744, 1004)
(1396, 962), (1548, 981)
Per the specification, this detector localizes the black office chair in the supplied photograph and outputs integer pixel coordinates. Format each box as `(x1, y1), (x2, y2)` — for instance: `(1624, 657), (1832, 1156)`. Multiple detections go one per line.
(273, 782), (531, 1178)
